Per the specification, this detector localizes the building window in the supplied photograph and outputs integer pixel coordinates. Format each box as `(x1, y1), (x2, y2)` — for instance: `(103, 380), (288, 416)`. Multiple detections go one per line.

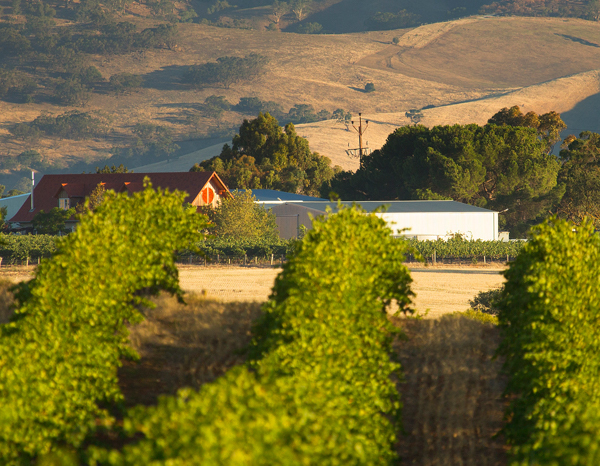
(59, 198), (70, 210)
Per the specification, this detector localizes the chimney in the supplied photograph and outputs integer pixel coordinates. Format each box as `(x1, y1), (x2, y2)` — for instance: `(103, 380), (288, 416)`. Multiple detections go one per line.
(30, 171), (34, 212)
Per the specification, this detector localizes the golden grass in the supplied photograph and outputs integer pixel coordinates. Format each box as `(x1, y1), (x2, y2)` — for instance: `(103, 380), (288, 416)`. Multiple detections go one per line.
(391, 314), (508, 465)
(4, 16), (600, 171)
(119, 293), (262, 406)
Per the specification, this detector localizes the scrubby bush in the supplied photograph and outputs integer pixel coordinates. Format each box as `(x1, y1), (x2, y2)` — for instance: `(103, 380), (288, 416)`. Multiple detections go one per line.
(182, 53), (269, 89)
(365, 82), (376, 92)
(89, 204), (414, 465)
(77, 65), (104, 86)
(109, 72), (143, 94)
(16, 149), (43, 170)
(10, 111), (111, 141)
(54, 77), (90, 106)
(296, 21), (322, 33)
(497, 217), (600, 464)
(364, 10), (419, 30)
(469, 288), (502, 315)
(0, 182), (208, 463)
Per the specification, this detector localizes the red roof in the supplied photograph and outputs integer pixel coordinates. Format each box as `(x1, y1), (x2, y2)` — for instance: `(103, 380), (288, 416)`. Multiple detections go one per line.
(10, 172), (230, 223)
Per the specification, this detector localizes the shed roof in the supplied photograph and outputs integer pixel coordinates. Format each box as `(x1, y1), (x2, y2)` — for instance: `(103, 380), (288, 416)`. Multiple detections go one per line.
(248, 189), (327, 202)
(10, 172), (230, 223)
(288, 200), (497, 214)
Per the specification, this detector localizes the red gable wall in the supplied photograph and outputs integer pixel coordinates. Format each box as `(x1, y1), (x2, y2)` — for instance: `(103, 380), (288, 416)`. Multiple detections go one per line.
(10, 172), (229, 223)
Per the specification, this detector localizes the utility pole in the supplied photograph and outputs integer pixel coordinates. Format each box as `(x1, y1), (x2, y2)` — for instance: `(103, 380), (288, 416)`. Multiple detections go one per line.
(346, 113), (371, 165)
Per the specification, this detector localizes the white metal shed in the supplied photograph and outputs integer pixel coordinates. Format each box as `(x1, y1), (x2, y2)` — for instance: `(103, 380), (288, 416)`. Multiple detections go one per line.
(263, 200), (498, 241)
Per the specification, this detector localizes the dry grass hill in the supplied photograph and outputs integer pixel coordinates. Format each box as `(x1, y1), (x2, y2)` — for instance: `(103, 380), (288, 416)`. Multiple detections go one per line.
(3, 15), (600, 180)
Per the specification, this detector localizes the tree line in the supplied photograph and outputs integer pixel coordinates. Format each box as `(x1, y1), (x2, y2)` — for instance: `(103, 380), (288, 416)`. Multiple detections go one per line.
(319, 106), (600, 237)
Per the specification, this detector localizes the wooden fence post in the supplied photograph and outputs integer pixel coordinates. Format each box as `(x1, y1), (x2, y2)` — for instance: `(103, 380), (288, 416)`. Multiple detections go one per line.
(244, 254), (247, 266)
(433, 250), (436, 265)
(270, 254), (273, 266)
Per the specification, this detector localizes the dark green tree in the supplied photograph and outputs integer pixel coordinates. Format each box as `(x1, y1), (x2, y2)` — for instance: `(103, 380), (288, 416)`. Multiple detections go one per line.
(191, 112), (337, 196)
(556, 131), (600, 227)
(488, 106), (566, 152)
(95, 164), (131, 173)
(32, 207), (76, 235)
(325, 123), (562, 234)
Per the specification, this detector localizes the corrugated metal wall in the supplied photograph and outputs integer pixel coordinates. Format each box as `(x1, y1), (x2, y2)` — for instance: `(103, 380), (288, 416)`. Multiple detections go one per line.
(267, 204), (498, 241)
(269, 204), (325, 239)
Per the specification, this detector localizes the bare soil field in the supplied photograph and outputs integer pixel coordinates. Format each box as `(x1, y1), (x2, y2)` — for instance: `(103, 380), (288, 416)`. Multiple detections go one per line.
(177, 264), (505, 316)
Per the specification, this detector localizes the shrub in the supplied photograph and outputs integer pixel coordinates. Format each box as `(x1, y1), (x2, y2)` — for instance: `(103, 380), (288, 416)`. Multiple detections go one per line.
(297, 21), (322, 34)
(497, 217), (600, 464)
(469, 288), (502, 315)
(392, 36), (400, 44)
(109, 72), (143, 94)
(89, 204), (414, 465)
(0, 182), (208, 463)
(182, 53), (269, 89)
(54, 78), (90, 106)
(16, 149), (43, 170)
(14, 111), (112, 140)
(365, 82), (376, 92)
(202, 95), (231, 118)
(77, 66), (104, 86)
(364, 10), (419, 30)
(8, 122), (42, 141)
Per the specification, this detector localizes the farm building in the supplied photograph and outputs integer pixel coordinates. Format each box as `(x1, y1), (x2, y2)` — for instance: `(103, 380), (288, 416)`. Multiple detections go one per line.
(10, 172), (231, 232)
(254, 197), (499, 241)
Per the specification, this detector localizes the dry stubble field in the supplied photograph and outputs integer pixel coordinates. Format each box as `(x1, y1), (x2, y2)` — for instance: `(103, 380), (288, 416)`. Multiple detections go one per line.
(177, 263), (506, 317)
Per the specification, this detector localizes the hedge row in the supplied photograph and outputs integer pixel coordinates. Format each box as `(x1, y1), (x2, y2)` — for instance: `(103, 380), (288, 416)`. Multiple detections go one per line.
(89, 205), (414, 465)
(406, 236), (526, 260)
(497, 218), (600, 465)
(0, 234), (524, 264)
(0, 185), (207, 464)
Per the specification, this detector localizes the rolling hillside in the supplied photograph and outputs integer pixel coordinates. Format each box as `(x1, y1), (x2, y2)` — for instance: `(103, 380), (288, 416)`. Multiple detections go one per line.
(2, 14), (600, 184)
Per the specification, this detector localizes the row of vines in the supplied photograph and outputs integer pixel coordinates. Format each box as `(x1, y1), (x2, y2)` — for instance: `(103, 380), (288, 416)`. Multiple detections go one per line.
(90, 205), (413, 464)
(497, 218), (600, 464)
(0, 190), (414, 464)
(0, 234), (526, 264)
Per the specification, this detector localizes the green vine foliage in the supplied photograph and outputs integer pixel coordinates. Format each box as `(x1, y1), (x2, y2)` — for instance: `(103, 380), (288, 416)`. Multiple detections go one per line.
(0, 234), (57, 263)
(0, 234), (525, 264)
(497, 217), (600, 465)
(90, 204), (414, 465)
(406, 236), (526, 259)
(0, 182), (208, 464)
